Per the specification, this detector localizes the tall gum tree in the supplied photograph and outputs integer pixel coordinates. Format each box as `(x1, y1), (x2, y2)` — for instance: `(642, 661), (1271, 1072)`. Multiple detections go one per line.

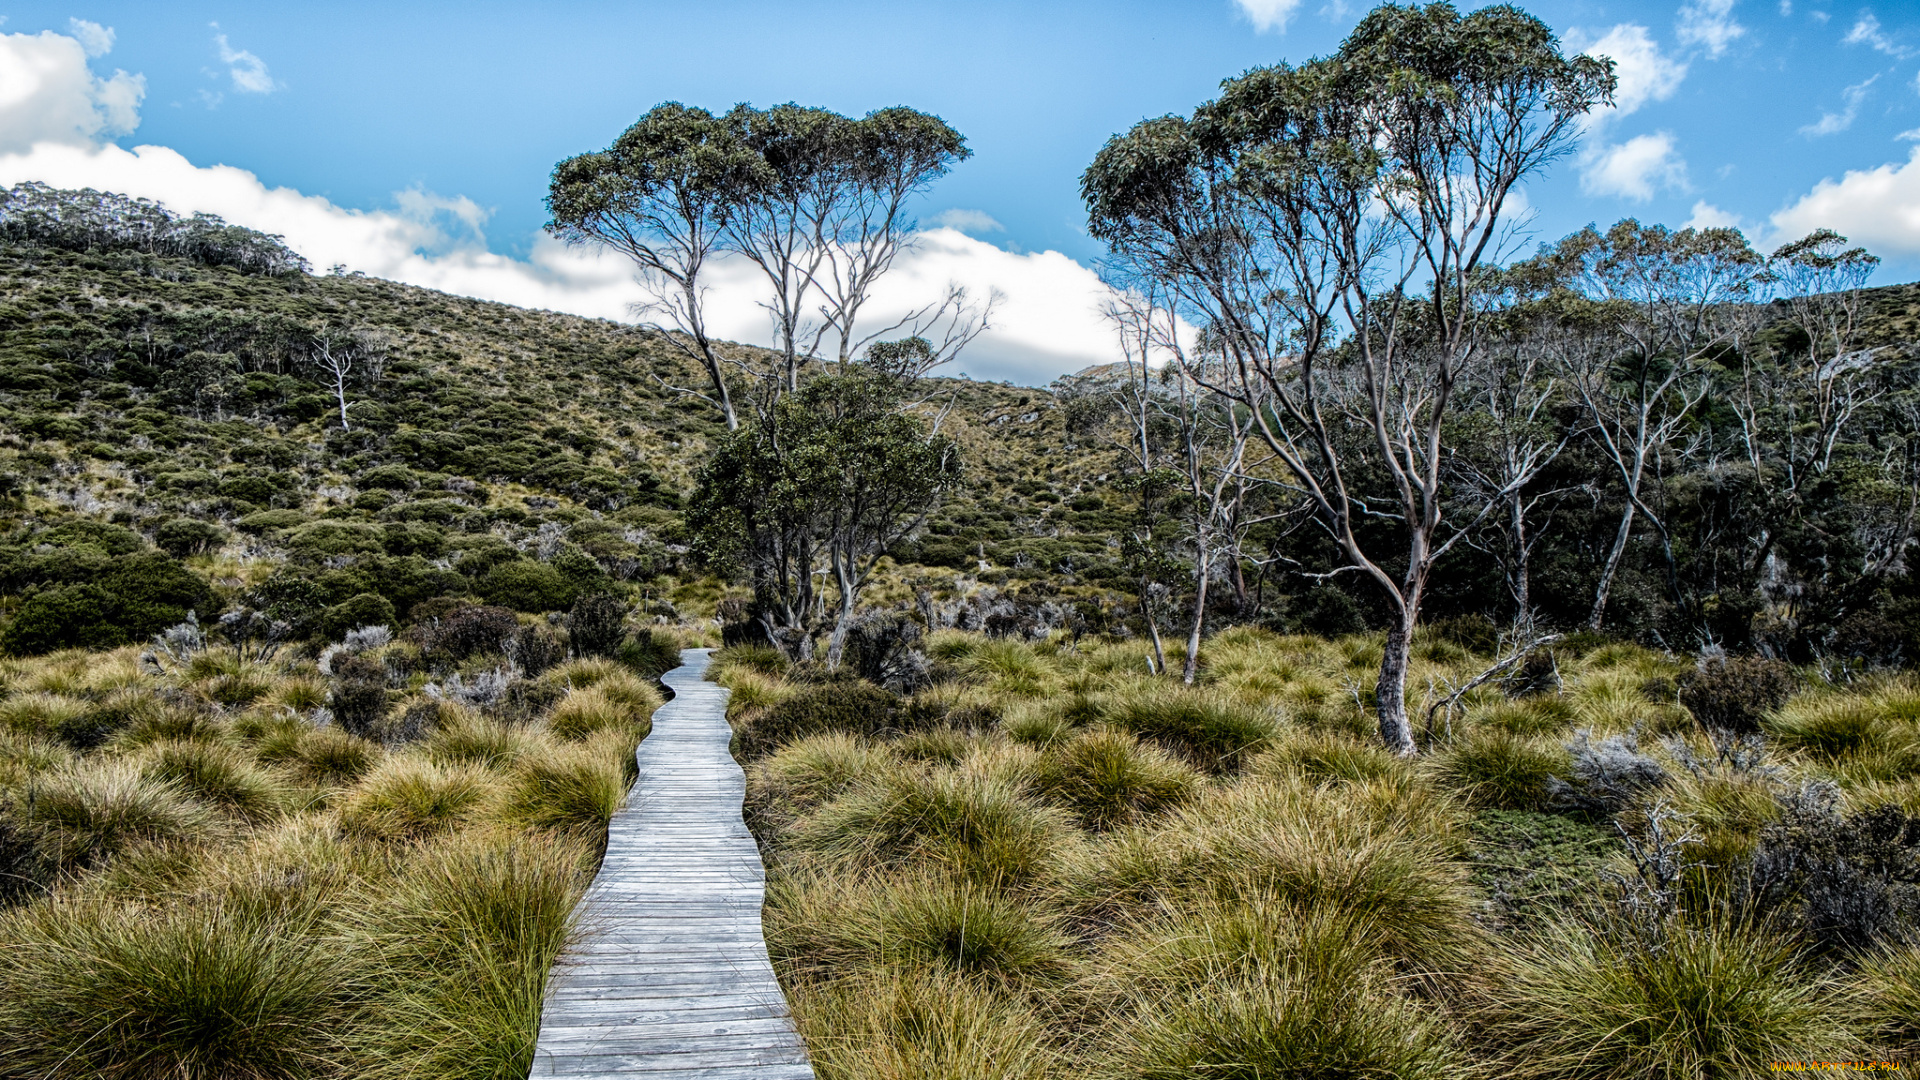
(1083, 1), (1612, 754)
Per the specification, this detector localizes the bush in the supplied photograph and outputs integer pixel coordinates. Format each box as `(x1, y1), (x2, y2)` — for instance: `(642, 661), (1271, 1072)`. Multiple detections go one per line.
(1030, 728), (1200, 829)
(1547, 727), (1668, 815)
(565, 592), (627, 659)
(735, 680), (902, 759)
(1487, 918), (1864, 1077)
(411, 603), (519, 664)
(328, 653), (391, 740)
(1745, 788), (1920, 954)
(320, 593), (396, 643)
(0, 899), (346, 1080)
(1, 554), (212, 655)
(1679, 656), (1795, 734)
(153, 517), (227, 558)
(480, 560), (573, 613)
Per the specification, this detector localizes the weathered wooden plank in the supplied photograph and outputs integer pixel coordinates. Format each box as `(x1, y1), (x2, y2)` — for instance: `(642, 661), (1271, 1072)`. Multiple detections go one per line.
(529, 648), (814, 1080)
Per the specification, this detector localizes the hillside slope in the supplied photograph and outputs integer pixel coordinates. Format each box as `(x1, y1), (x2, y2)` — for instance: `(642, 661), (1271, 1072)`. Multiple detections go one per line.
(0, 239), (1124, 652)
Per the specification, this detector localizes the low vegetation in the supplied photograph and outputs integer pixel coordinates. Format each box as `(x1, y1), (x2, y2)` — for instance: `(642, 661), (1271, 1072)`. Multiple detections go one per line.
(718, 628), (1920, 1077)
(0, 615), (664, 1079)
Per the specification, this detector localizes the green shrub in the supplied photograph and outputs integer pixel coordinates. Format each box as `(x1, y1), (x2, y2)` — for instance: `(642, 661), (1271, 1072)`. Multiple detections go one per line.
(0, 899), (346, 1079)
(1679, 656), (1795, 733)
(1488, 918), (1864, 1077)
(479, 560), (573, 613)
(2, 553), (213, 655)
(735, 680), (902, 759)
(1031, 728), (1199, 829)
(565, 592), (627, 658)
(153, 517), (227, 558)
(320, 592), (396, 643)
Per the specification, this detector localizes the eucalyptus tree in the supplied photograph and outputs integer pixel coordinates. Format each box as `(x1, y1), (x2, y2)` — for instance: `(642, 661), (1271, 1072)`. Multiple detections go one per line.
(722, 103), (972, 394)
(303, 327), (388, 432)
(1533, 221), (1764, 629)
(1083, 1), (1611, 754)
(547, 103), (765, 429)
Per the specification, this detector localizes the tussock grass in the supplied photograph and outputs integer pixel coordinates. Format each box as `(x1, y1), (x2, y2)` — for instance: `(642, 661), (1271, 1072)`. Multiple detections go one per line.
(503, 736), (629, 833)
(339, 757), (499, 841)
(1029, 728), (1199, 829)
(547, 686), (650, 742)
(15, 760), (223, 871)
(1100, 686), (1277, 771)
(135, 738), (293, 821)
(344, 829), (592, 1080)
(789, 968), (1061, 1080)
(1430, 728), (1568, 810)
(1484, 917), (1865, 1077)
(790, 767), (1076, 889)
(0, 897), (347, 1079)
(769, 870), (1072, 987)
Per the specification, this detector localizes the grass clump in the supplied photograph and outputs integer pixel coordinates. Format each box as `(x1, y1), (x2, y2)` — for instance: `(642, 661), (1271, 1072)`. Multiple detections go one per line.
(0, 898), (345, 1080)
(1485, 918), (1865, 1077)
(135, 739), (292, 822)
(503, 737), (628, 834)
(1030, 728), (1199, 829)
(1431, 728), (1568, 810)
(13, 761), (222, 872)
(790, 767), (1074, 888)
(339, 758), (499, 841)
(789, 968), (1061, 1080)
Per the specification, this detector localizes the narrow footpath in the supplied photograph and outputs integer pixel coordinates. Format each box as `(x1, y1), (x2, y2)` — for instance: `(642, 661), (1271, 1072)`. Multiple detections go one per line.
(529, 648), (815, 1080)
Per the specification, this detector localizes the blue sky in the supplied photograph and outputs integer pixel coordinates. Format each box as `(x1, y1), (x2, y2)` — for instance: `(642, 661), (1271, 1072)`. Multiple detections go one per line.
(4, 0), (1920, 381)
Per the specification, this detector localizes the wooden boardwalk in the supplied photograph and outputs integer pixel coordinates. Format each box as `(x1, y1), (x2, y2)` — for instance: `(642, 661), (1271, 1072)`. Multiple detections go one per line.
(530, 648), (814, 1080)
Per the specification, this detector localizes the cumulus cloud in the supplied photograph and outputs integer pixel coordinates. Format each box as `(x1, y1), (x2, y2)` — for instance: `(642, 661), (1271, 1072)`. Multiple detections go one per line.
(1571, 24), (1688, 124)
(67, 19), (113, 57)
(1843, 12), (1915, 59)
(1801, 76), (1877, 137)
(1233, 0), (1303, 34)
(1685, 199), (1744, 229)
(1580, 132), (1688, 201)
(927, 208), (1004, 236)
(213, 27), (278, 94)
(0, 27), (143, 154)
(0, 22), (1126, 383)
(1568, 26), (1691, 203)
(1676, 0), (1746, 57)
(1771, 146), (1920, 255)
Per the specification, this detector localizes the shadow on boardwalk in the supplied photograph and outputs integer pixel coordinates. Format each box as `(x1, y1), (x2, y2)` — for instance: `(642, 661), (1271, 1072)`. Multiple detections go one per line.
(530, 648), (814, 1079)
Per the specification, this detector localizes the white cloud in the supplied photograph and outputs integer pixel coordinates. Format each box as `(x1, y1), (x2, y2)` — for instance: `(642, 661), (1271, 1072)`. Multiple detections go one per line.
(1901, 126), (1920, 140)
(1233, 0), (1303, 33)
(0, 28), (143, 154)
(67, 19), (113, 57)
(1685, 199), (1744, 229)
(1676, 0), (1746, 56)
(213, 28), (278, 94)
(1580, 131), (1689, 200)
(928, 208), (1004, 236)
(1801, 75), (1877, 136)
(0, 23), (1124, 383)
(1771, 145), (1920, 254)
(1570, 24), (1688, 125)
(1843, 12), (1915, 59)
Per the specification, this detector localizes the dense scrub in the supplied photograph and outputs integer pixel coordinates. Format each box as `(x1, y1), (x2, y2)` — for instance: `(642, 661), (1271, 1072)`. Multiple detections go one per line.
(0, 619), (664, 1079)
(719, 629), (1920, 1077)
